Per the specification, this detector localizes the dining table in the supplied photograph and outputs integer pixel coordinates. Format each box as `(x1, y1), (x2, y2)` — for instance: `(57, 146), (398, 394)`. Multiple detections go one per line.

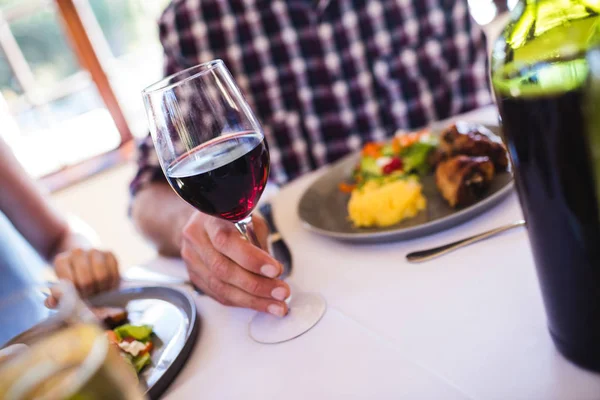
(126, 105), (600, 400)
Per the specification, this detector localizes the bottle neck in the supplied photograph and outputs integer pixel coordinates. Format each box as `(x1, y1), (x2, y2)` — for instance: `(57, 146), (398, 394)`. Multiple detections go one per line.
(523, 0), (562, 4)
(492, 0), (600, 96)
(524, 0), (595, 5)
(521, 0), (599, 14)
(506, 0), (600, 50)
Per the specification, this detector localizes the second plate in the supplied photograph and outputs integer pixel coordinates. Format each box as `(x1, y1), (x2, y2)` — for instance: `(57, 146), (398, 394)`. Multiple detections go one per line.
(298, 125), (514, 243)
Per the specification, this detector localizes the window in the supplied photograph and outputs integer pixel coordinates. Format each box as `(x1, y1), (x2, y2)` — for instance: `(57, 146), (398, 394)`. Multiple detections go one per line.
(86, 0), (170, 138)
(1, 0), (512, 183)
(0, 0), (168, 181)
(468, 0), (518, 25)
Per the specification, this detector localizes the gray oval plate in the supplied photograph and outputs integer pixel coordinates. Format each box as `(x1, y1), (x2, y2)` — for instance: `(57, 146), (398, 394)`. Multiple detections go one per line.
(298, 125), (514, 243)
(88, 286), (199, 400)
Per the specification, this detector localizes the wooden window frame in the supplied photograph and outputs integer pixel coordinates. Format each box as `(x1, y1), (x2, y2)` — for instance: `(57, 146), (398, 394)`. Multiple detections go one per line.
(1, 0), (136, 191)
(54, 0), (132, 144)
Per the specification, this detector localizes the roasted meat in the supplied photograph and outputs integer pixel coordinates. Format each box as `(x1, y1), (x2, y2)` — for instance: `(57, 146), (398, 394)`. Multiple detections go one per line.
(436, 155), (495, 207)
(91, 306), (128, 328)
(439, 122), (509, 171)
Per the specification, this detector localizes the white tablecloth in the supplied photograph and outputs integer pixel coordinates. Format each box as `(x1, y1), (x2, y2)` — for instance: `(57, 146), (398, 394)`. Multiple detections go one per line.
(134, 106), (600, 399)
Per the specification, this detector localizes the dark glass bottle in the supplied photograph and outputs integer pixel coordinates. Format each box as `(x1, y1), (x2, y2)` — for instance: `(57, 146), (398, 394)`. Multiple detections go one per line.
(492, 0), (600, 371)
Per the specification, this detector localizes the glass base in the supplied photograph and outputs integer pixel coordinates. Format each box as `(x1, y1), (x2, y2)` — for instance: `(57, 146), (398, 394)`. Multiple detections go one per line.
(550, 329), (600, 373)
(249, 292), (326, 344)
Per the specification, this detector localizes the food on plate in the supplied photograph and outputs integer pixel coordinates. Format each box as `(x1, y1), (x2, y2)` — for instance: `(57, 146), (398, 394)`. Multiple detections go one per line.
(433, 122), (507, 207)
(354, 129), (438, 185)
(340, 129), (438, 194)
(106, 323), (154, 374)
(340, 121), (509, 226)
(435, 156), (495, 207)
(438, 122), (509, 171)
(92, 306), (154, 375)
(91, 306), (128, 328)
(348, 177), (426, 227)
(341, 130), (436, 227)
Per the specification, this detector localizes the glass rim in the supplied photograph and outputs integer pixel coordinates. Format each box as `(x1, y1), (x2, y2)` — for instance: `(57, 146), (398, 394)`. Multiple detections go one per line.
(142, 59), (225, 95)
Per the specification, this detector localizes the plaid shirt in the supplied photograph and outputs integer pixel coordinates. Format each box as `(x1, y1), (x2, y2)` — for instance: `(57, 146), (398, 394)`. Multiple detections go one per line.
(131, 0), (491, 193)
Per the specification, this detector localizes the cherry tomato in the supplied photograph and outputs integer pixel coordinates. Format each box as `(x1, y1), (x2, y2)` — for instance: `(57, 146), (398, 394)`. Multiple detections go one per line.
(140, 341), (154, 355)
(382, 157), (403, 174)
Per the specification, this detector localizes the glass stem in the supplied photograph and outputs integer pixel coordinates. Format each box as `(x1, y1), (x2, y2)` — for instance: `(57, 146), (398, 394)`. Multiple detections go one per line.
(236, 215), (292, 311)
(235, 215), (262, 248)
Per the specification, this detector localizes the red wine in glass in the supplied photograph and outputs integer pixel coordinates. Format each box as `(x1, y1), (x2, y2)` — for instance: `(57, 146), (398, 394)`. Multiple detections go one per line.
(144, 60), (325, 344)
(166, 131), (269, 222)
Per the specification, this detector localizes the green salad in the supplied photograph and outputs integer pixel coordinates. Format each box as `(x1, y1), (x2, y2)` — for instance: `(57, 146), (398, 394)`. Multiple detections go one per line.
(339, 129), (438, 193)
(106, 324), (154, 374)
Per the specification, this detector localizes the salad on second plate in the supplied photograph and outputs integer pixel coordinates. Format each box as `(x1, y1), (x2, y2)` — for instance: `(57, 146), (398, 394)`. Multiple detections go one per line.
(341, 130), (438, 228)
(341, 122), (509, 228)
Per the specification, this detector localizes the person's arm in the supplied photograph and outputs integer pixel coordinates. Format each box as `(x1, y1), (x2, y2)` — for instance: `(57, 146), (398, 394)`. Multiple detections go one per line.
(0, 138), (119, 296)
(130, 181), (289, 317)
(130, 182), (194, 256)
(0, 139), (70, 259)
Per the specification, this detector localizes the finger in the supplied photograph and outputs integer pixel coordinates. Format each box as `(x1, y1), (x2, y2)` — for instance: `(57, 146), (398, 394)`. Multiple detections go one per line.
(187, 264), (222, 301)
(70, 249), (95, 297)
(54, 253), (76, 284)
(252, 214), (270, 251)
(181, 225), (211, 283)
(181, 235), (229, 302)
(197, 217), (283, 278)
(89, 250), (110, 292)
(44, 295), (58, 309)
(184, 237), (289, 301)
(44, 286), (66, 309)
(48, 286), (63, 305)
(105, 252), (120, 290)
(187, 253), (288, 316)
(208, 272), (288, 316)
(180, 228), (224, 299)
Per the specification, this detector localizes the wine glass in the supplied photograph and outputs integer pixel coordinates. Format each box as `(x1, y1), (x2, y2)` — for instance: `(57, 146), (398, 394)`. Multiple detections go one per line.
(0, 281), (146, 399)
(142, 59), (326, 343)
